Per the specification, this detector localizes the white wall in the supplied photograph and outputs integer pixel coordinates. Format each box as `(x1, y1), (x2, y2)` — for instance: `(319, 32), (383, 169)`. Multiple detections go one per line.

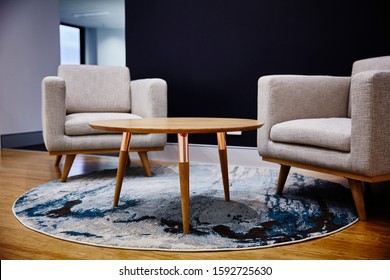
(97, 28), (125, 66)
(0, 0), (60, 147)
(0, 0), (125, 148)
(85, 27), (125, 66)
(85, 28), (98, 65)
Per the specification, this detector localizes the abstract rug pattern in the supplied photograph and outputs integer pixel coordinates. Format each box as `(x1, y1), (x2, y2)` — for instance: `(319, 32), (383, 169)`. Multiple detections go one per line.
(13, 164), (358, 251)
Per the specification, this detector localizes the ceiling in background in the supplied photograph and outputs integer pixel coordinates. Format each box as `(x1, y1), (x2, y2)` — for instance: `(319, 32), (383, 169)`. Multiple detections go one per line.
(60, 0), (125, 29)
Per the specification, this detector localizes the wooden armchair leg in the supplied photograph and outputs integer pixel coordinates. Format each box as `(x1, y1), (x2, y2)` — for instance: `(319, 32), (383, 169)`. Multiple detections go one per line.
(138, 151), (152, 177)
(54, 155), (62, 166)
(276, 164), (291, 194)
(348, 179), (367, 220)
(126, 153), (131, 167)
(60, 154), (76, 182)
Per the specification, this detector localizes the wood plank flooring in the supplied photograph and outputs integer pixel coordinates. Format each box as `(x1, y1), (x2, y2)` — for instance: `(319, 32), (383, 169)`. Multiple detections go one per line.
(1, 149), (389, 260)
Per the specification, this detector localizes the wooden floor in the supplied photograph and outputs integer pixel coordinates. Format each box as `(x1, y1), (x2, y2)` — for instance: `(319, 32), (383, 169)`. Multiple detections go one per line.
(1, 149), (389, 260)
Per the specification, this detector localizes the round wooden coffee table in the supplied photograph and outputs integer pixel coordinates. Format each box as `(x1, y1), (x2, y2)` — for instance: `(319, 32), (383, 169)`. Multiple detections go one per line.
(90, 117), (264, 234)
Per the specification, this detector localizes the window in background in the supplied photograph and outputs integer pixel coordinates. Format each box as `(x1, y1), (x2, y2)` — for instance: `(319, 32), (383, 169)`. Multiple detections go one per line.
(60, 24), (81, 64)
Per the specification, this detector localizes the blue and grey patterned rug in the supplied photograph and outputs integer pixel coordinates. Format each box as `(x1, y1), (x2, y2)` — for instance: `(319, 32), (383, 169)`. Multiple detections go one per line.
(13, 164), (358, 251)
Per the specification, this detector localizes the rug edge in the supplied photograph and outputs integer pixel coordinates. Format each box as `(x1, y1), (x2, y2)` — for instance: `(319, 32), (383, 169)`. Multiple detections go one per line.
(11, 201), (359, 253)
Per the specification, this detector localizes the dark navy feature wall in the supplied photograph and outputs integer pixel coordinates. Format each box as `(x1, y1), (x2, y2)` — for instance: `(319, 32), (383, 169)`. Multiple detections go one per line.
(125, 0), (390, 147)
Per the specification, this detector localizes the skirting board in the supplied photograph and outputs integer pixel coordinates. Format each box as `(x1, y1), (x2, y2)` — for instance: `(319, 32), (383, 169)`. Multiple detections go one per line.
(1, 131), (344, 183)
(1, 131), (44, 149)
(138, 143), (277, 168)
(139, 144), (348, 185)
(0, 130), (275, 168)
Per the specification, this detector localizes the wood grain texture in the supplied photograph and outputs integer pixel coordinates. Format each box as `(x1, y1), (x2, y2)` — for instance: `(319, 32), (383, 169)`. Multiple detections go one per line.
(1, 149), (389, 260)
(90, 117), (264, 134)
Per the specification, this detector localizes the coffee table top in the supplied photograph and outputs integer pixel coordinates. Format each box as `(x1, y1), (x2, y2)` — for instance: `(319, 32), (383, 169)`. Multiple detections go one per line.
(90, 117), (263, 134)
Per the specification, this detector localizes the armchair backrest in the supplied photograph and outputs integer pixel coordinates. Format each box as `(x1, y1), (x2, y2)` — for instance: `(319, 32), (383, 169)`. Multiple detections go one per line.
(348, 56), (390, 117)
(351, 56), (390, 76)
(58, 65), (131, 114)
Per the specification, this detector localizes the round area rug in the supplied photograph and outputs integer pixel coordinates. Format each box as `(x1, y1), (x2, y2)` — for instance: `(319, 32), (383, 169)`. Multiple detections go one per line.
(13, 164), (358, 251)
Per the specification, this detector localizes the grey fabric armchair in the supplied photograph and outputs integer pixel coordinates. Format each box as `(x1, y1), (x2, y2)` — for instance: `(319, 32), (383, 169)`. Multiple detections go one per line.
(42, 65), (167, 182)
(258, 56), (390, 220)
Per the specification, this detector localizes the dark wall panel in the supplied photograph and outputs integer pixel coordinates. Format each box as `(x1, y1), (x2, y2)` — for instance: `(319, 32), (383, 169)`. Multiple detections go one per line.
(125, 0), (390, 146)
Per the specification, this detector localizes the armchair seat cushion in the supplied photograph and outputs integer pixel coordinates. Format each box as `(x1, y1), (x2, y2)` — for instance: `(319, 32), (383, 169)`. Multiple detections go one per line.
(270, 118), (351, 152)
(65, 112), (142, 136)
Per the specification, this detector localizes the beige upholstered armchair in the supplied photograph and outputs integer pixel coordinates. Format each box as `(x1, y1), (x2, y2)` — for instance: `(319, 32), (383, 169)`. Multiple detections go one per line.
(42, 65), (167, 182)
(258, 56), (390, 220)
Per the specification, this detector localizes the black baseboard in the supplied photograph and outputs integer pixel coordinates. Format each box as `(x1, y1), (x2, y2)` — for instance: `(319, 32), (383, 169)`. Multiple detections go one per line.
(1, 131), (45, 150)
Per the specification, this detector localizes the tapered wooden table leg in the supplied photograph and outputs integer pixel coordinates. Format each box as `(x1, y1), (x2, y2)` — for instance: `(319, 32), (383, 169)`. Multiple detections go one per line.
(217, 132), (230, 202)
(113, 132), (131, 207)
(178, 133), (190, 234)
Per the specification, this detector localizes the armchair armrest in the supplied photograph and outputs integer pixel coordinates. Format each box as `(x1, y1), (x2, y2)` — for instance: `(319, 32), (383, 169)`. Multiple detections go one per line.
(257, 75), (350, 154)
(130, 78), (167, 118)
(41, 76), (66, 151)
(350, 70), (390, 176)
